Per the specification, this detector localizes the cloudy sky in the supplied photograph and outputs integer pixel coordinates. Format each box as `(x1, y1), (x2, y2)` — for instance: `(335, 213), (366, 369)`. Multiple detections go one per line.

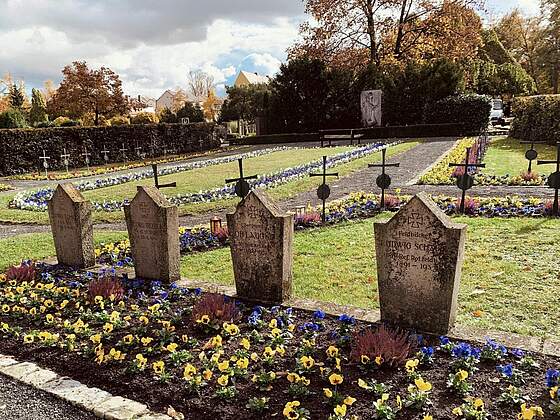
(0, 0), (540, 99)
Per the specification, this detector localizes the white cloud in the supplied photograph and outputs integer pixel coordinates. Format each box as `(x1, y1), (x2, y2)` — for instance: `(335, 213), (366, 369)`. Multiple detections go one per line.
(0, 1), (305, 98)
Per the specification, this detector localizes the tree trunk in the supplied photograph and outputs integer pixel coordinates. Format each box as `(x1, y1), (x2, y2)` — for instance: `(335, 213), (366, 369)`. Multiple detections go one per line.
(394, 0), (409, 59)
(95, 105), (99, 126)
(365, 0), (378, 66)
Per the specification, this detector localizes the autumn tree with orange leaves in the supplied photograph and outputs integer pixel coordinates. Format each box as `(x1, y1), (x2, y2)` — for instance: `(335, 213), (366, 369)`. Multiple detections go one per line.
(290, 0), (484, 68)
(48, 61), (129, 125)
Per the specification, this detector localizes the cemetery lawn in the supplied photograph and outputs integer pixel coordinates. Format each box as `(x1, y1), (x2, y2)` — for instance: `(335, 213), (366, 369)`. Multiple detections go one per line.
(483, 137), (558, 176)
(0, 143), (416, 224)
(182, 216), (560, 339)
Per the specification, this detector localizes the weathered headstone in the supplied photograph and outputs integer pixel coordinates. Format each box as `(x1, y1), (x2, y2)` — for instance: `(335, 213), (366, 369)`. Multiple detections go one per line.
(124, 186), (180, 283)
(47, 184), (95, 268)
(374, 192), (467, 334)
(227, 190), (293, 303)
(361, 90), (382, 127)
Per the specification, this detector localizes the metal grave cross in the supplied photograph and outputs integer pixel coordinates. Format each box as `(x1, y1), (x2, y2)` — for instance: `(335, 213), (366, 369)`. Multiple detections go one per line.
(448, 147), (486, 214)
(520, 140), (547, 173)
(152, 164), (177, 189)
(101, 145), (110, 164)
(60, 148), (71, 174)
(135, 142), (143, 159)
(39, 149), (51, 177)
(368, 148), (400, 209)
(310, 156), (339, 223)
(225, 158), (258, 198)
(82, 147), (92, 173)
(119, 143), (128, 161)
(537, 142), (560, 216)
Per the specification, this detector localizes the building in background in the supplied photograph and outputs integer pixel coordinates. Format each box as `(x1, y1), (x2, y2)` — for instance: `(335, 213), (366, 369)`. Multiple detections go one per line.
(233, 71), (270, 88)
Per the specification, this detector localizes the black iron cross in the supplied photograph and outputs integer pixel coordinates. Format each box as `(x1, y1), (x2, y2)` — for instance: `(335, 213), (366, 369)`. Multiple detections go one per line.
(60, 148), (70, 174)
(310, 156), (339, 223)
(520, 140), (547, 173)
(152, 164), (177, 189)
(368, 148), (400, 209)
(449, 147), (485, 214)
(537, 142), (560, 216)
(225, 158), (258, 198)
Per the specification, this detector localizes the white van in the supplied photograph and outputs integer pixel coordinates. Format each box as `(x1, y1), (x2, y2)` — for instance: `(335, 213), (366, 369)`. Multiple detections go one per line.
(490, 99), (505, 125)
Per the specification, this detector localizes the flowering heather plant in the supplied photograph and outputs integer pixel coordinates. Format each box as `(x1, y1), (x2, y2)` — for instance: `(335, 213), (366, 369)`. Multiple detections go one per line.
(519, 170), (541, 182)
(350, 325), (414, 368)
(457, 197), (480, 215)
(87, 274), (125, 302)
(213, 227), (229, 244)
(5, 262), (37, 283)
(295, 211), (321, 228)
(191, 294), (240, 328)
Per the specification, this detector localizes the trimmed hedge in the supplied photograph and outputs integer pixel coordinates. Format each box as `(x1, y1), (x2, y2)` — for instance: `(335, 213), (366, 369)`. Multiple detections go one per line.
(511, 95), (560, 145)
(0, 123), (220, 176)
(425, 94), (491, 135)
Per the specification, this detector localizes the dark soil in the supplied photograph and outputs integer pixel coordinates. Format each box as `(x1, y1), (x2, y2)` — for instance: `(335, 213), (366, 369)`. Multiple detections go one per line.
(0, 271), (558, 419)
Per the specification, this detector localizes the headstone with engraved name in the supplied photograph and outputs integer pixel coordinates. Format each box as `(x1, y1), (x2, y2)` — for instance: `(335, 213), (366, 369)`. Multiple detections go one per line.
(47, 183), (95, 268)
(374, 192), (467, 334)
(227, 190), (293, 303)
(124, 186), (180, 283)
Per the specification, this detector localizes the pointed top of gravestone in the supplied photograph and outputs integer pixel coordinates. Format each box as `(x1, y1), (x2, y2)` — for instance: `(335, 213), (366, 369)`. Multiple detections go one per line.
(235, 189), (287, 218)
(52, 183), (86, 203)
(130, 185), (173, 208)
(383, 192), (466, 231)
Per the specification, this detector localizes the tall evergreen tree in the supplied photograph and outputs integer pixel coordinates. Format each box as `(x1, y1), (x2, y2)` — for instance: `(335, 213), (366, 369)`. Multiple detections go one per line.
(9, 84), (25, 108)
(29, 88), (48, 125)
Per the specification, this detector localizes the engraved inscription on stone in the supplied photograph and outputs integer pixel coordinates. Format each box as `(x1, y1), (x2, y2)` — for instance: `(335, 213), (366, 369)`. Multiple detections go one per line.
(47, 184), (95, 268)
(227, 190), (293, 303)
(374, 192), (467, 334)
(124, 186), (180, 283)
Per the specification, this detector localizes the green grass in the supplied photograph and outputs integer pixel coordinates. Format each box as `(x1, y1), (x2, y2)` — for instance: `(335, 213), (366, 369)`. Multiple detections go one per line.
(0, 143), (417, 224)
(182, 216), (560, 338)
(0, 231), (127, 272)
(483, 137), (558, 176)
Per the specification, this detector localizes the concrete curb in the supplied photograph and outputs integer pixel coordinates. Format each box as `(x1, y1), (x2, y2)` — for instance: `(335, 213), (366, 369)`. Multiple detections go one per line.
(0, 355), (171, 420)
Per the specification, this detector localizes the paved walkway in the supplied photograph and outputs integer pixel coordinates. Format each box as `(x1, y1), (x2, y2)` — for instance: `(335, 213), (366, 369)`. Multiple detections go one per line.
(0, 373), (97, 420)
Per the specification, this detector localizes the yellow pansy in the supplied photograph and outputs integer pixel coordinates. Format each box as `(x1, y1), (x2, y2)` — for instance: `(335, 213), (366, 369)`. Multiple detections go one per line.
(236, 357), (249, 370)
(103, 323), (114, 334)
(323, 388), (333, 398)
(217, 375), (229, 386)
(166, 343), (178, 352)
(141, 337), (153, 346)
(326, 345), (339, 358)
(334, 404), (347, 417)
(405, 359), (419, 372)
(240, 337), (250, 350)
(152, 360), (165, 375)
(457, 370), (469, 381)
(415, 378), (432, 393)
(375, 355), (383, 366)
(360, 355), (370, 364)
(203, 369), (213, 380)
(183, 364), (197, 380)
(329, 373), (343, 386)
(123, 334), (134, 344)
(196, 315), (210, 325)
(344, 396), (356, 406)
(218, 360), (230, 372)
(300, 355), (314, 369)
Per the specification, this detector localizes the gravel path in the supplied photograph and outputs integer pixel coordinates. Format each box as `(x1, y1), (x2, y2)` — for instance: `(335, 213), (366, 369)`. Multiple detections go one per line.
(0, 373), (98, 420)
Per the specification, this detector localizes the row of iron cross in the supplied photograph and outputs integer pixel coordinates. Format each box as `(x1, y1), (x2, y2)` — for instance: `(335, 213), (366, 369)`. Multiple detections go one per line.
(38, 142), (175, 177)
(225, 140), (560, 220)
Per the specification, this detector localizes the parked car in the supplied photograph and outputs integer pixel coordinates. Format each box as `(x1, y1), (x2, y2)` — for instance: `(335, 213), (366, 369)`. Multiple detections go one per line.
(489, 99), (506, 125)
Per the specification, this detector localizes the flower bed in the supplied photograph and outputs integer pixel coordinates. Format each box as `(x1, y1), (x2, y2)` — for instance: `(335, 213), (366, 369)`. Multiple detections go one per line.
(10, 147), (237, 181)
(0, 183), (12, 192)
(11, 142), (392, 212)
(0, 263), (558, 419)
(419, 137), (548, 187)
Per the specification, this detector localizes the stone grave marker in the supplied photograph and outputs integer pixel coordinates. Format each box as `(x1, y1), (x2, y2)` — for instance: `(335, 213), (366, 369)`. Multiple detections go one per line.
(124, 186), (180, 283)
(374, 192), (467, 334)
(47, 183), (95, 268)
(227, 190), (293, 303)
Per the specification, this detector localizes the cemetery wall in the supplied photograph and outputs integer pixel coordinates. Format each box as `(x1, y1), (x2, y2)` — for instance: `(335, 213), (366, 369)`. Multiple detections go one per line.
(511, 94), (560, 144)
(424, 94), (491, 135)
(0, 122), (220, 176)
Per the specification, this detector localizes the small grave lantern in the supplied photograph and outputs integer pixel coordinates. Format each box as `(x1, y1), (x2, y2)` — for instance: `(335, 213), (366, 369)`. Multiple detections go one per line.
(294, 206), (305, 218)
(210, 216), (223, 234)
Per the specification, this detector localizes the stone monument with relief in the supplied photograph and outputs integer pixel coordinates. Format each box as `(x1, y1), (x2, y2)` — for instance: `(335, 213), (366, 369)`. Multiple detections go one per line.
(374, 192), (467, 334)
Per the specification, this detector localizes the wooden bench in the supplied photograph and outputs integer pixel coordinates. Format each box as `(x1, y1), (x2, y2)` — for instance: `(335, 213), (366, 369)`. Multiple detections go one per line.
(319, 129), (365, 147)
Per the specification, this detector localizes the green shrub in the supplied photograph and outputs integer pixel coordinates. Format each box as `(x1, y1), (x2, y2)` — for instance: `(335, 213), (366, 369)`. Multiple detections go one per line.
(158, 108), (178, 124)
(0, 109), (27, 129)
(425, 94), (491, 135)
(52, 116), (71, 127)
(511, 95), (560, 145)
(130, 112), (159, 125)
